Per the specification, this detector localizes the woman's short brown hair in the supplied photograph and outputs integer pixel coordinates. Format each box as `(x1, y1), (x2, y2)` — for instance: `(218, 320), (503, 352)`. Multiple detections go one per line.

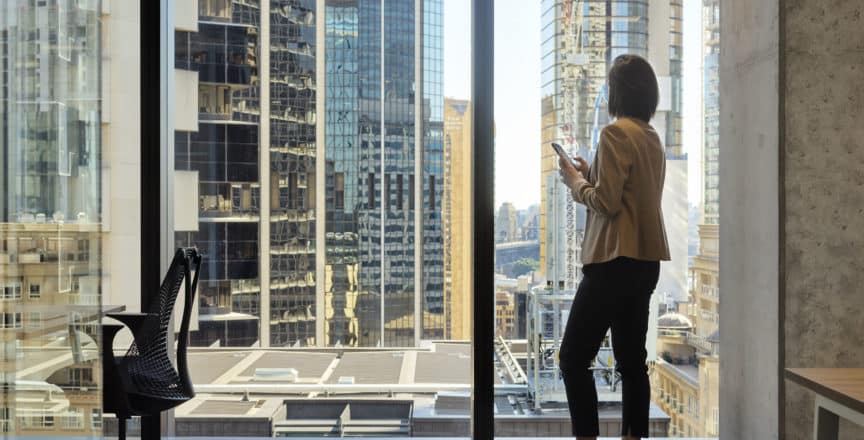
(607, 54), (659, 123)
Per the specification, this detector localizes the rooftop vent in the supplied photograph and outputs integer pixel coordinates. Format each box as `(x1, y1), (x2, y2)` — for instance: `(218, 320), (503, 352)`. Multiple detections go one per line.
(252, 368), (298, 382)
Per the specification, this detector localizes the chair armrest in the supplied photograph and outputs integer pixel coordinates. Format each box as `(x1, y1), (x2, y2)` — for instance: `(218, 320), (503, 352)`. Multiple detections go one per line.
(107, 312), (157, 347)
(106, 312), (154, 333)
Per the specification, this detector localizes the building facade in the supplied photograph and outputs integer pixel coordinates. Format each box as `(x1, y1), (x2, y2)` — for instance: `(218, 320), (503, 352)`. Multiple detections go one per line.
(653, 359), (701, 437)
(173, 0), (444, 348)
(495, 202), (519, 244)
(539, 0), (684, 289)
(495, 291), (516, 339)
(442, 98), (472, 340)
(174, 0), (263, 347)
(690, 225), (719, 339)
(703, 0), (720, 225)
(322, 0), (444, 347)
(652, 306), (720, 437)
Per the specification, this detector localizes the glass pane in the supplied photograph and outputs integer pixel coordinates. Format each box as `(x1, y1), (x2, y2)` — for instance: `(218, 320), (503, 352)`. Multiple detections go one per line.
(1, 0), (105, 436)
(173, 0), (472, 436)
(494, 0), (710, 437)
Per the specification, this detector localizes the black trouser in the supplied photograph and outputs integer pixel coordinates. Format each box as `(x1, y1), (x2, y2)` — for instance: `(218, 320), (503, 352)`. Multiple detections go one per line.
(558, 257), (660, 438)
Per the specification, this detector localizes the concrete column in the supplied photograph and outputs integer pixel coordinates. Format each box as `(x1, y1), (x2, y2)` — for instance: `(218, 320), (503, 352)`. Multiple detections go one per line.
(720, 0), (780, 438)
(315, 0), (327, 347)
(259, 0), (271, 348)
(721, 0), (864, 438)
(413, 0), (424, 347)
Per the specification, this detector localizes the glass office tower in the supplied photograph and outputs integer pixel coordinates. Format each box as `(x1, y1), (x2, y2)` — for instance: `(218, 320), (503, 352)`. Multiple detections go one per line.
(175, 0), (262, 346)
(174, 0), (443, 348)
(703, 0), (720, 224)
(324, 0), (443, 347)
(267, 0), (319, 347)
(421, 0), (445, 341)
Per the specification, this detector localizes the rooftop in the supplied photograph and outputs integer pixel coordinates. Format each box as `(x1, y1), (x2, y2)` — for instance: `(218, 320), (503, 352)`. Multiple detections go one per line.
(121, 342), (674, 437)
(658, 359), (700, 387)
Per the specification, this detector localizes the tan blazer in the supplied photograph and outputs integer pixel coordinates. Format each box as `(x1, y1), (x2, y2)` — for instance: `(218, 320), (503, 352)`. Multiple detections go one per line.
(571, 117), (671, 265)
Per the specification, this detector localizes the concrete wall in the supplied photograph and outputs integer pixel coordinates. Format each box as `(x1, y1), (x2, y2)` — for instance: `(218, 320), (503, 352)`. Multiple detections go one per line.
(719, 0), (780, 438)
(723, 0), (864, 438)
(782, 0), (864, 438)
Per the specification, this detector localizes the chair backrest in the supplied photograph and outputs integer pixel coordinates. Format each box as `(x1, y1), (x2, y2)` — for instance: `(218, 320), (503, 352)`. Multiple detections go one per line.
(123, 248), (201, 399)
(176, 248), (202, 395)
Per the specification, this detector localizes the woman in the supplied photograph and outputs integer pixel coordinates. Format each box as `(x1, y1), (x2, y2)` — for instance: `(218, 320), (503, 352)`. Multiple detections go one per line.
(557, 54), (671, 440)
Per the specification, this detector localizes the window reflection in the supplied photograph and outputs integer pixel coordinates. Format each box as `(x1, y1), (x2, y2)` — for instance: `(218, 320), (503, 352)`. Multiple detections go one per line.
(1, 0), (104, 436)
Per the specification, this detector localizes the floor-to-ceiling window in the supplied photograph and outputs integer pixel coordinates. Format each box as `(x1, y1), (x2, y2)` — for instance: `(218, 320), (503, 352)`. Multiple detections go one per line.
(166, 1), (475, 437)
(492, 0), (715, 437)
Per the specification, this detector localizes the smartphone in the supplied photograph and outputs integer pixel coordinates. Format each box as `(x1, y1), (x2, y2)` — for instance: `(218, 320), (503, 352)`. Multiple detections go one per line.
(550, 143), (576, 168)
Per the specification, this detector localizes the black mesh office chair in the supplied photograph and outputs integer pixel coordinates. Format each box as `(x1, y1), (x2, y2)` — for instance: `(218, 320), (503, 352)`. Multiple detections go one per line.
(102, 248), (202, 439)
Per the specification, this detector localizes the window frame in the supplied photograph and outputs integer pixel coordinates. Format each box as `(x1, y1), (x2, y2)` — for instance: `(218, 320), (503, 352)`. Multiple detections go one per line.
(471, 1), (495, 438)
(141, 1), (497, 438)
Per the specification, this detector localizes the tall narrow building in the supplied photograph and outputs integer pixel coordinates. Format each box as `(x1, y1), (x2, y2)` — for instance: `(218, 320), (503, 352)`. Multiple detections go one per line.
(173, 0), (444, 348)
(692, 1), (721, 434)
(266, 0), (319, 347)
(540, 0), (685, 291)
(443, 98), (472, 340)
(323, 0), (444, 347)
(703, 0), (720, 225)
(174, 1), (263, 347)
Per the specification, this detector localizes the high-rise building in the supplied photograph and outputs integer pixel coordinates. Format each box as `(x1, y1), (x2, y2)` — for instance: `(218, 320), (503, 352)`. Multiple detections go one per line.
(495, 202), (519, 243)
(703, 0), (720, 225)
(322, 0), (444, 347)
(174, 0), (263, 347)
(173, 0), (444, 348)
(693, 1), (721, 434)
(443, 98), (472, 341)
(540, 0), (685, 291)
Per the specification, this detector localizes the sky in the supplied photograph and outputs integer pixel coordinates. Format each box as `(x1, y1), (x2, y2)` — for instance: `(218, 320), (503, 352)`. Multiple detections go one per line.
(443, 0), (704, 210)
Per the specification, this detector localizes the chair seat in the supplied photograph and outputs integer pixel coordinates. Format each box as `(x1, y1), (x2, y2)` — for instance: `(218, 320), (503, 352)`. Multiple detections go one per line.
(118, 356), (192, 400)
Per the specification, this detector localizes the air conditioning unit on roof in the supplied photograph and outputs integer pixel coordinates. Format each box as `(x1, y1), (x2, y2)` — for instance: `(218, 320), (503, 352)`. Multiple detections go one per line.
(252, 368), (298, 383)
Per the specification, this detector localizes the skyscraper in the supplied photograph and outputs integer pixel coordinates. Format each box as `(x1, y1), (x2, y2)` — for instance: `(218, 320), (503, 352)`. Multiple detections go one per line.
(443, 98), (472, 341)
(174, 0), (444, 348)
(703, 0), (720, 225)
(540, 0), (685, 290)
(323, 0), (444, 347)
(174, 0), (263, 347)
(266, 0), (319, 348)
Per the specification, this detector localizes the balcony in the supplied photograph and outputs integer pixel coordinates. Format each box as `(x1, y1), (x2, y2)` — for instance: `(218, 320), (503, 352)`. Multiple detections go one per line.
(199, 0), (232, 21)
(698, 309), (718, 324)
(686, 333), (720, 357)
(199, 183), (261, 220)
(176, 24), (257, 87)
(700, 285), (719, 300)
(198, 84), (233, 121)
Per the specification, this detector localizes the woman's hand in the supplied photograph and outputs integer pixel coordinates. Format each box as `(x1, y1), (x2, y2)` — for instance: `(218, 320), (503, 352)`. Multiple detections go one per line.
(559, 156), (587, 191)
(573, 156), (590, 176)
